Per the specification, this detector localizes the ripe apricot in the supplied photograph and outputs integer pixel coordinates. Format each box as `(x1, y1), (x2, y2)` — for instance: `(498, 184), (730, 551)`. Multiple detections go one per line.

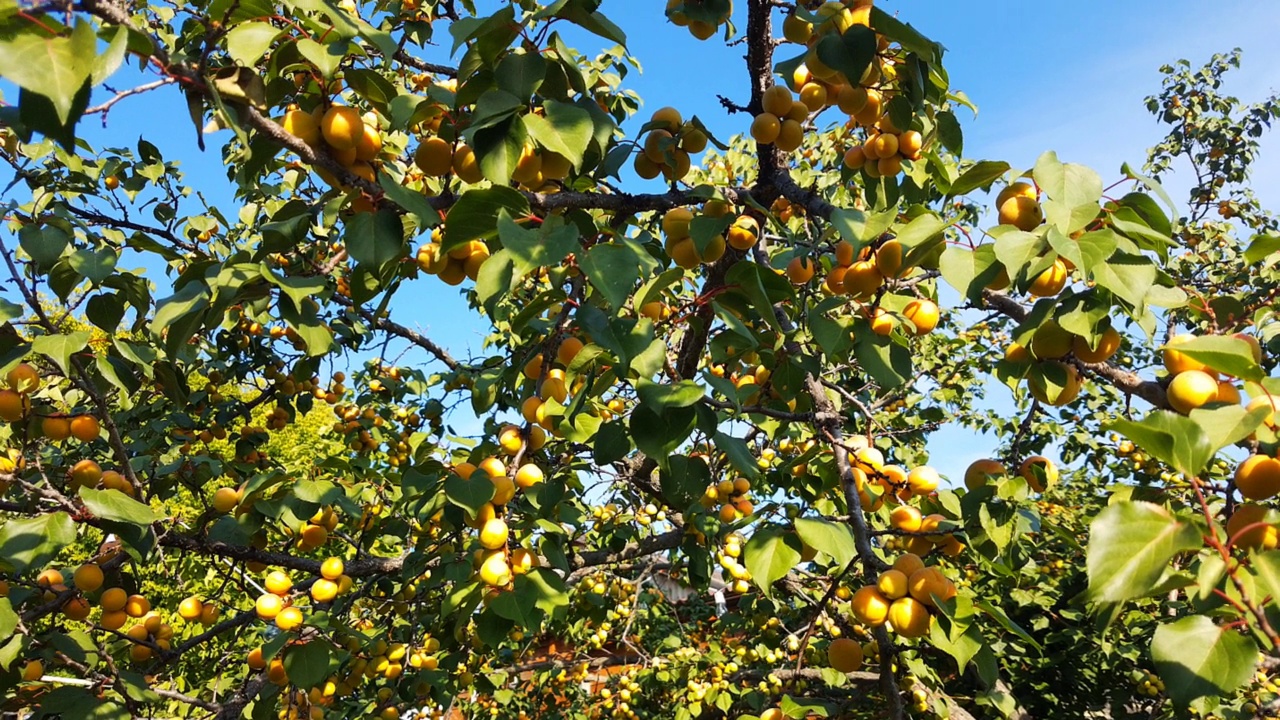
(178, 596), (204, 621)
(890, 505), (923, 533)
(762, 86), (793, 117)
(6, 363), (39, 391)
(1073, 326), (1122, 364)
(1019, 455), (1057, 493)
(996, 181), (1037, 209)
(275, 606), (304, 631)
(41, 416), (71, 440)
(1167, 369), (1219, 414)
(281, 109), (321, 146)
(479, 517), (509, 550)
(100, 587), (127, 613)
(311, 579), (339, 603)
(776, 119), (804, 152)
(963, 459), (1005, 491)
(73, 564), (103, 593)
(69, 415), (100, 442)
(1162, 334), (1210, 375)
(888, 596), (932, 638)
(877, 570), (909, 600)
(265, 570), (293, 596)
(849, 585), (890, 626)
(452, 144), (484, 184)
(479, 551), (511, 587)
(414, 137), (453, 177)
(842, 260), (881, 299)
(999, 195), (1044, 231)
(1028, 361), (1081, 406)
(1236, 454), (1280, 501)
(903, 299), (939, 336)
(827, 637), (863, 673)
(1028, 258), (1068, 297)
(515, 464), (543, 489)
(124, 594), (150, 618)
(321, 106), (363, 151)
(908, 567), (955, 607)
(69, 459), (103, 488)
(726, 216), (758, 250)
(255, 593), (283, 620)
(0, 390), (29, 422)
(786, 257), (815, 284)
(211, 487), (241, 513)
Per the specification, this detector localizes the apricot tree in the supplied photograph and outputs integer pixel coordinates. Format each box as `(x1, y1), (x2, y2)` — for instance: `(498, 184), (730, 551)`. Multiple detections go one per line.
(0, 1), (1278, 719)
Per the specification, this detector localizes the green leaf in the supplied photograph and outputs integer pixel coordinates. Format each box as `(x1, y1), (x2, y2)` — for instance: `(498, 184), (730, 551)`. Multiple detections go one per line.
(1190, 404), (1269, 454)
(713, 432), (760, 479)
(496, 50), (546, 98)
(1046, 227), (1116, 280)
(793, 518), (856, 568)
(1161, 335), (1264, 383)
(379, 172), (440, 228)
(1244, 234), (1280, 265)
(19, 225), (69, 270)
(580, 241), (650, 310)
(78, 487), (158, 525)
(470, 114), (528, 186)
(813, 26), (877, 86)
(1152, 615), (1256, 709)
(780, 695), (830, 718)
(947, 160), (1010, 196)
(636, 379), (704, 413)
(441, 186), (530, 255)
(659, 455), (710, 513)
(0, 19), (96, 123)
(1093, 251), (1156, 309)
(343, 208), (405, 272)
(261, 266), (327, 313)
(725, 261), (792, 336)
(1086, 501), (1202, 603)
(283, 642), (331, 689)
(524, 100), (593, 169)
(1106, 412), (1214, 477)
(225, 22), (281, 66)
(830, 206), (895, 252)
(1251, 550), (1280, 605)
(630, 405), (696, 461)
(490, 581), (542, 629)
(593, 420), (631, 465)
(444, 473), (495, 515)
(938, 244), (1001, 302)
(744, 526), (802, 598)
(497, 213), (578, 277)
(991, 226), (1045, 283)
(32, 331), (91, 377)
(852, 323), (912, 388)
(0, 512), (76, 575)
(68, 248), (118, 284)
(0, 598), (17, 640)
(1035, 150), (1101, 225)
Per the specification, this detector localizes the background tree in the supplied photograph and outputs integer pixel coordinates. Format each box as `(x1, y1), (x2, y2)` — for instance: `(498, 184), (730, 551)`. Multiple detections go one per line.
(0, 1), (1277, 719)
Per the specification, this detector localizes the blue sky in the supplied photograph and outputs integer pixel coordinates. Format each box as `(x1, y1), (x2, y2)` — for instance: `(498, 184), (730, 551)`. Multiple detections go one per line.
(4, 0), (1279, 479)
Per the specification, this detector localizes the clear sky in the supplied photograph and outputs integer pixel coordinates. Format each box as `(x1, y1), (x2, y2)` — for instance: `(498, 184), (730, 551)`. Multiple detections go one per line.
(4, 0), (1279, 479)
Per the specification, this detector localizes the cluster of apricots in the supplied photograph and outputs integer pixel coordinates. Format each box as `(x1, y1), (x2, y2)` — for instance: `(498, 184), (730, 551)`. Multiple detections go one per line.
(635, 106), (710, 182)
(964, 455), (1059, 494)
(701, 476), (756, 524)
(0, 362), (102, 438)
(990, 181), (1071, 297)
(521, 335), (592, 432)
(1162, 332), (1263, 415)
(660, 200), (736, 269)
(849, 552), (957, 640)
(253, 559), (350, 636)
(416, 228), (493, 287)
(664, 0), (733, 41)
(451, 452), (542, 589)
